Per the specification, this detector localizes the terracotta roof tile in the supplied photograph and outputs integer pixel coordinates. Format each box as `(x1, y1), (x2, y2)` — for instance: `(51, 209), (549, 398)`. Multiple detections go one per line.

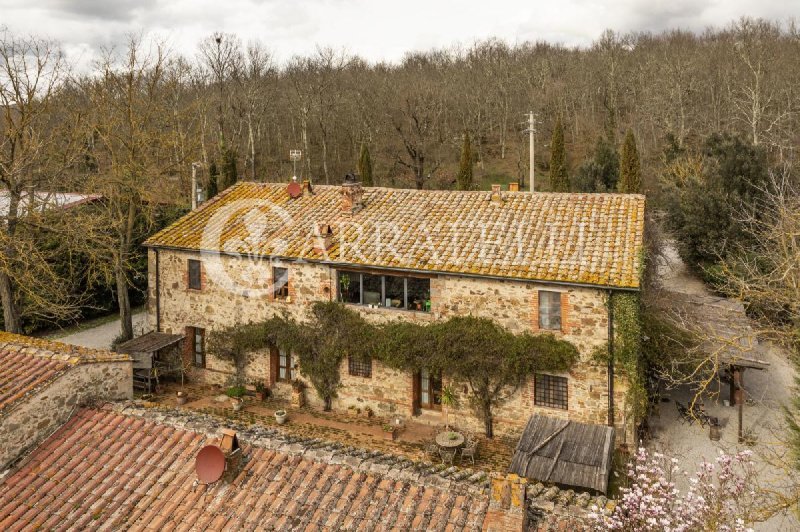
(145, 182), (646, 289)
(0, 332), (130, 414)
(0, 408), (496, 531)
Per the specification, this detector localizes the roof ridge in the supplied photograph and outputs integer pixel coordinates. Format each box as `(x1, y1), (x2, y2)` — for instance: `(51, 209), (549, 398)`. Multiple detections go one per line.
(0, 332), (130, 365)
(109, 401), (489, 494)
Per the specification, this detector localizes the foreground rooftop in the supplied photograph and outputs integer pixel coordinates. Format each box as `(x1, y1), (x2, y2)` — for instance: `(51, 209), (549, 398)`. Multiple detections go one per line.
(0, 332), (129, 415)
(0, 406), (494, 531)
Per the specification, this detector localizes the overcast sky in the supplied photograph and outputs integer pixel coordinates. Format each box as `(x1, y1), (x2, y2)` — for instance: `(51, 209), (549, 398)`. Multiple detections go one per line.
(1, 0), (797, 70)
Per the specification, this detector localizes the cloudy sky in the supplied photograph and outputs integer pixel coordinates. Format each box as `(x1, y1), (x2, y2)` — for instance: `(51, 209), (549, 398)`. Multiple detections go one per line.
(1, 0), (796, 70)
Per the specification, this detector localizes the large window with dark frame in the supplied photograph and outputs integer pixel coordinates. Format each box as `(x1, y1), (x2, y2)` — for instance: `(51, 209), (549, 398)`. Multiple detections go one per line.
(534, 373), (568, 410)
(337, 270), (431, 312)
(348, 356), (372, 378)
(538, 290), (562, 330)
(188, 259), (202, 290)
(272, 267), (289, 299)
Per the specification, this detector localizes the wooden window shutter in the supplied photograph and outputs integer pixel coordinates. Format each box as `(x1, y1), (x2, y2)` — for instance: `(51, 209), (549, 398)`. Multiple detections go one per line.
(182, 326), (193, 366)
(531, 291), (540, 331)
(269, 346), (279, 386)
(560, 292), (570, 334)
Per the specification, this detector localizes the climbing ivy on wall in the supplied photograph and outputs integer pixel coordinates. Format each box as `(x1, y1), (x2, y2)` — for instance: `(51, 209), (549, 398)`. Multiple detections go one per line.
(209, 301), (579, 437)
(612, 292), (647, 422)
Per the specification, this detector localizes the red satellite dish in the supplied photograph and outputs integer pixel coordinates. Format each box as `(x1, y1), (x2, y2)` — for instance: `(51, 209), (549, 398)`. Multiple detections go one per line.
(287, 181), (302, 198)
(195, 445), (226, 483)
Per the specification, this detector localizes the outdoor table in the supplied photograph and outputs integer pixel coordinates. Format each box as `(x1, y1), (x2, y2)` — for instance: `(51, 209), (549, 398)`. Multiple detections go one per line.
(435, 431), (465, 449)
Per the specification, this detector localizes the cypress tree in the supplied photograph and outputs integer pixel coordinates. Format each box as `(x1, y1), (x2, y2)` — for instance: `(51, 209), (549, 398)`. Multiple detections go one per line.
(456, 131), (473, 190)
(358, 144), (373, 186)
(207, 161), (219, 199)
(549, 118), (569, 192)
(618, 130), (642, 193)
(219, 146), (238, 191)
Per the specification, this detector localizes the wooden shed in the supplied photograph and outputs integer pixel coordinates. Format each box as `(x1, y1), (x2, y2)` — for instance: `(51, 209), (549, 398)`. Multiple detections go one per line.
(117, 332), (184, 392)
(509, 415), (614, 493)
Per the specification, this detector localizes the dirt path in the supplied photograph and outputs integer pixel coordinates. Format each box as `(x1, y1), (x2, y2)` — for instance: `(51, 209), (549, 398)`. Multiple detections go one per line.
(53, 311), (147, 350)
(648, 242), (797, 531)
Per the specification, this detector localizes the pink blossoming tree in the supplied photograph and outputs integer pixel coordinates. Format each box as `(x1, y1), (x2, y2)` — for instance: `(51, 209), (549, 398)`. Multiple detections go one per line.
(590, 447), (759, 531)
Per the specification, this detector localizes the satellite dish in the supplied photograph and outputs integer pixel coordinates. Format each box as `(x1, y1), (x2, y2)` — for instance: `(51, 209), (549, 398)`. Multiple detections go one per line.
(195, 445), (226, 483)
(287, 181), (302, 198)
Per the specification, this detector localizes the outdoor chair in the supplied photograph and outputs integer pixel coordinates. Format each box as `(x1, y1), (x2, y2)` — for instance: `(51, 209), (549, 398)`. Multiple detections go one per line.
(676, 402), (695, 425)
(439, 448), (457, 466)
(425, 441), (440, 462)
(460, 439), (478, 465)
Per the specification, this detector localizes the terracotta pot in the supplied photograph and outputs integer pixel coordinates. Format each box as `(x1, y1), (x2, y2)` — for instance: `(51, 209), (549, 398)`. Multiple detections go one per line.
(176, 392), (188, 406)
(383, 429), (397, 441)
(275, 411), (288, 425)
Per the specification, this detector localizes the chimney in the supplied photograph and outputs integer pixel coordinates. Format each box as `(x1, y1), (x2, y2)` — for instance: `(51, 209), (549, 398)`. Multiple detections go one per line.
(484, 473), (527, 531)
(313, 224), (334, 253)
(490, 184), (504, 205)
(302, 179), (314, 196)
(341, 173), (364, 214)
(508, 182), (520, 192)
(220, 429), (243, 482)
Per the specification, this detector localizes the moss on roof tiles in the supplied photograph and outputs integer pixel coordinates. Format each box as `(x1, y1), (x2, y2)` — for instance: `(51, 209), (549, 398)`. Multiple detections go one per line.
(145, 182), (646, 289)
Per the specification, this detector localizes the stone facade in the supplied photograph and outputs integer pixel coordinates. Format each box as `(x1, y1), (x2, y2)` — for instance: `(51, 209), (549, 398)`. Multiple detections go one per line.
(148, 248), (635, 444)
(0, 361), (132, 471)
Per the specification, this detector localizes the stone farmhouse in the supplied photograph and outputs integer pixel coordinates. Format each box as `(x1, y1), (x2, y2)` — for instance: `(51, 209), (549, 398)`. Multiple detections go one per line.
(144, 178), (645, 444)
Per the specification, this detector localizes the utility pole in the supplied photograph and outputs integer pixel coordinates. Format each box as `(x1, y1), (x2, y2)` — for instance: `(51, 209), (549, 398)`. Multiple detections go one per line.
(191, 162), (203, 210)
(527, 111), (537, 192)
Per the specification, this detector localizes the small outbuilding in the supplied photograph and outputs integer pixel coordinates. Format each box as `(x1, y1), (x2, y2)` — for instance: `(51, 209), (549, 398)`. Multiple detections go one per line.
(509, 415), (615, 493)
(116, 332), (184, 392)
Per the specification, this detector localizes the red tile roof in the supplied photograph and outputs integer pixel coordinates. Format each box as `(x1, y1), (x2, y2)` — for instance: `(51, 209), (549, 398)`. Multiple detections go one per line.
(145, 182), (646, 289)
(0, 408), (494, 531)
(0, 333), (129, 414)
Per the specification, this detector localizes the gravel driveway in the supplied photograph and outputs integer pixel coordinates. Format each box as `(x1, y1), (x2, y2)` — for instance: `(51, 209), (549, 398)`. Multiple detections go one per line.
(56, 311), (147, 350)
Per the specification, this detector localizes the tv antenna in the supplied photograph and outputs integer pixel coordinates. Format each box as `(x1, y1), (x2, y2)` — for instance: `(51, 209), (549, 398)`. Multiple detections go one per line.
(289, 150), (302, 178)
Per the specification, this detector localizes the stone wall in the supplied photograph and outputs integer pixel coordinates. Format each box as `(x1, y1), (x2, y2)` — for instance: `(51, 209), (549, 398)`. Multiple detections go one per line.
(149, 248), (634, 442)
(0, 361), (132, 471)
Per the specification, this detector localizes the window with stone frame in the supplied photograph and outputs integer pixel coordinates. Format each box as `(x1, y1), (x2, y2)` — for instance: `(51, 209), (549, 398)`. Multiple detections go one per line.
(538, 290), (562, 330)
(191, 327), (205, 368)
(272, 267), (289, 299)
(534, 373), (568, 410)
(188, 259), (202, 290)
(348, 356), (372, 378)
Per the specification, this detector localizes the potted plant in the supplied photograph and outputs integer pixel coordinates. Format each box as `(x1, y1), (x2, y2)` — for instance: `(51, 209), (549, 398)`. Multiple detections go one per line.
(274, 409), (288, 425)
(382, 424), (398, 441)
(291, 378), (306, 408)
(362, 406), (374, 418)
(254, 381), (268, 401)
(441, 385), (459, 430)
(232, 398), (244, 412)
(176, 390), (188, 406)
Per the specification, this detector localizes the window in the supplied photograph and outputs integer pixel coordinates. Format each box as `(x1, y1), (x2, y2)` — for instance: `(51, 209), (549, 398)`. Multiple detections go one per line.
(418, 369), (442, 410)
(188, 259), (201, 290)
(338, 272), (361, 304)
(277, 349), (294, 381)
(534, 373), (568, 410)
(337, 270), (431, 312)
(538, 290), (562, 330)
(192, 327), (205, 368)
(348, 356), (372, 378)
(273, 267), (289, 299)
(384, 276), (405, 308)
